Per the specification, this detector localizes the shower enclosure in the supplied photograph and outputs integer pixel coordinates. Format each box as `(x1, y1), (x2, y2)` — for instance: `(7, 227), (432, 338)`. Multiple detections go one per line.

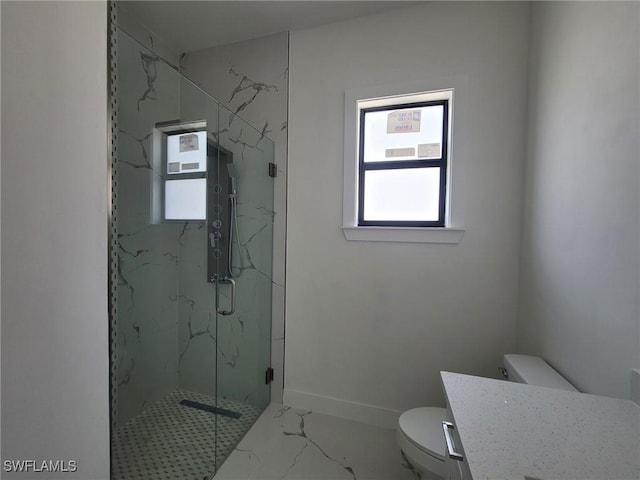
(109, 12), (274, 480)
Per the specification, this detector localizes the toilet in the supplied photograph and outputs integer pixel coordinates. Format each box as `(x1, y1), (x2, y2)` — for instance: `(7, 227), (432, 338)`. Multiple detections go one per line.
(396, 354), (578, 479)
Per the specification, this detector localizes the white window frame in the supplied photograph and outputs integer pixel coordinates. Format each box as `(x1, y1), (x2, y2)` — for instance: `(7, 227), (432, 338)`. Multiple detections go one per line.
(342, 77), (468, 243)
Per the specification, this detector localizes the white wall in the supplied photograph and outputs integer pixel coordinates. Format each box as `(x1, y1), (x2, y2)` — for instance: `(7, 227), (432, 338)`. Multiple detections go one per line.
(518, 2), (640, 399)
(1, 2), (110, 478)
(285, 2), (530, 426)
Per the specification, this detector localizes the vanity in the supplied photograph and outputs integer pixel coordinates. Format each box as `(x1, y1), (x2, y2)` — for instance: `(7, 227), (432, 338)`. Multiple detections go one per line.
(441, 371), (640, 480)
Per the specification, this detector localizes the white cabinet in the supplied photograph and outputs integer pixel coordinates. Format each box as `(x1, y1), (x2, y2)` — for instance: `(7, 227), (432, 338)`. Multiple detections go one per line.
(443, 406), (470, 480)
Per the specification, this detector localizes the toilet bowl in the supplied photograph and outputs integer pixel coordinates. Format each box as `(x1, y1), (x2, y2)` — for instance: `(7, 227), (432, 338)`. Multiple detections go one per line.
(396, 354), (578, 478)
(397, 407), (447, 479)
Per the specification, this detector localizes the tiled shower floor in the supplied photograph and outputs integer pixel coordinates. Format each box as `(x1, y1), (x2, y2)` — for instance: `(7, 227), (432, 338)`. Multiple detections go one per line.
(111, 390), (262, 480)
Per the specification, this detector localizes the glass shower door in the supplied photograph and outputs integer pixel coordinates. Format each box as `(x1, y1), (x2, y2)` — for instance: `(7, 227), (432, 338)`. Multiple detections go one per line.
(178, 76), (274, 469)
(214, 105), (274, 466)
(111, 23), (273, 480)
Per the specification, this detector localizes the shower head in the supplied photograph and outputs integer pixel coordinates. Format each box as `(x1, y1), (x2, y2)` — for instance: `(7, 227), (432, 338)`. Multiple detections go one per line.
(226, 163), (238, 195)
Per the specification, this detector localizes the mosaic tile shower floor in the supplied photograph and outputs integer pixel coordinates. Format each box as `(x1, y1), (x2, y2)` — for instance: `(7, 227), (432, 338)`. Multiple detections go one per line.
(111, 390), (262, 480)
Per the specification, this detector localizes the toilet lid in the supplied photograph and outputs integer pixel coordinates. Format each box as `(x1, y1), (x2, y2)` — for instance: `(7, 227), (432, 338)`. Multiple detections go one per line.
(398, 407), (447, 460)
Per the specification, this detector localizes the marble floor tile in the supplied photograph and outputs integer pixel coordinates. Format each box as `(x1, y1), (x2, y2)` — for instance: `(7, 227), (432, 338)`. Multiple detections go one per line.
(214, 404), (419, 480)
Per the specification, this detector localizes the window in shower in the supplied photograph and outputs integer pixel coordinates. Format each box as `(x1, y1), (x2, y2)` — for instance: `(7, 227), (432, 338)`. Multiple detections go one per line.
(150, 121), (208, 222)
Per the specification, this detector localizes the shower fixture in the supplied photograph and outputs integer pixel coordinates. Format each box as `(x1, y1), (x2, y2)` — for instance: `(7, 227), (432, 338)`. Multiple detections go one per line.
(226, 163), (243, 278)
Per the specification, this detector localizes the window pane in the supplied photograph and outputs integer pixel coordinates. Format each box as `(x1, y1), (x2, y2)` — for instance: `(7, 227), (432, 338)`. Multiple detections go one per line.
(166, 131), (207, 174)
(363, 105), (443, 163)
(363, 168), (440, 221)
(165, 178), (207, 220)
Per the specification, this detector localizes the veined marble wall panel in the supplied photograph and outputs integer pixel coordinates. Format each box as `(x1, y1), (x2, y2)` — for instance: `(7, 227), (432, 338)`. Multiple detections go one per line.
(172, 78), (221, 398)
(115, 2), (182, 69)
(182, 32), (288, 403)
(176, 221), (217, 396)
(173, 97), (275, 408)
(115, 29), (181, 426)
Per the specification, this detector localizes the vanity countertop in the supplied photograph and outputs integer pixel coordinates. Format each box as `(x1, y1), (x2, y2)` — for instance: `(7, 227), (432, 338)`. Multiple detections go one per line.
(441, 371), (640, 480)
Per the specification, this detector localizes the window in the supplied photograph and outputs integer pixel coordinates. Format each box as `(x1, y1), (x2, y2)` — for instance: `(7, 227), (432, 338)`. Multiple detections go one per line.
(342, 78), (467, 243)
(150, 120), (210, 223)
(164, 130), (208, 221)
(358, 99), (448, 227)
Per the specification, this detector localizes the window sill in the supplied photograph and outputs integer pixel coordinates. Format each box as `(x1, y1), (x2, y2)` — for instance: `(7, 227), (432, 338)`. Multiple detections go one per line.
(341, 226), (465, 244)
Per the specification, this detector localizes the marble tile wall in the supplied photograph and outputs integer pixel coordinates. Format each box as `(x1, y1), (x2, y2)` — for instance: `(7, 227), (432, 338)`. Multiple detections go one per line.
(114, 28), (181, 426)
(181, 32), (289, 404)
(116, 2), (182, 68)
(177, 84), (275, 408)
(214, 118), (274, 409)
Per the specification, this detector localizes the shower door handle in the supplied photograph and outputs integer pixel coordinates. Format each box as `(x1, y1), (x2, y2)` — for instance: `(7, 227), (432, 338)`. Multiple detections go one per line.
(216, 277), (236, 316)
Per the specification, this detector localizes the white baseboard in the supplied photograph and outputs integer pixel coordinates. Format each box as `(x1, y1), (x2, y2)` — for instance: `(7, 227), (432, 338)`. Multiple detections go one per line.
(283, 388), (403, 429)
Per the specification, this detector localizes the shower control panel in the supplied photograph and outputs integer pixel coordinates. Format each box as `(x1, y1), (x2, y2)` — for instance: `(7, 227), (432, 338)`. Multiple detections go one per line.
(207, 144), (235, 284)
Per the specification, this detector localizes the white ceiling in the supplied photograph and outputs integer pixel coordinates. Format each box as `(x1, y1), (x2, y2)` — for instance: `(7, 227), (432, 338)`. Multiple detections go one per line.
(121, 1), (423, 53)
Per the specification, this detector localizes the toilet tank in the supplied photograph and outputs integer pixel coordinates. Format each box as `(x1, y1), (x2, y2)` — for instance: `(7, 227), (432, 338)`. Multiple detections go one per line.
(502, 354), (578, 392)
